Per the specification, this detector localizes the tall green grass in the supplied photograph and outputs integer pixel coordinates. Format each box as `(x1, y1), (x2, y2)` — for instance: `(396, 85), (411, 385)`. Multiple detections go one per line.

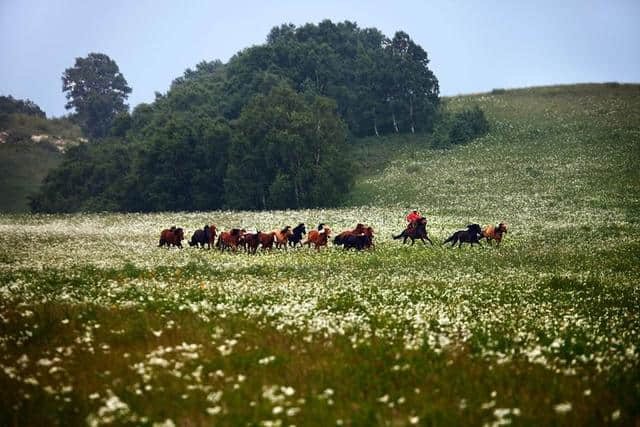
(1, 84), (639, 425)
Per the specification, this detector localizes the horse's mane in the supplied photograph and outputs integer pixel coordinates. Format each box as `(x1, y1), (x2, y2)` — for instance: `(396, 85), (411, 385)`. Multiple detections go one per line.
(280, 226), (290, 234)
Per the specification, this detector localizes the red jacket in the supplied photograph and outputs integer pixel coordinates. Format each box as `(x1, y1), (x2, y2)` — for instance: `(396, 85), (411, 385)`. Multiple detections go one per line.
(406, 212), (421, 223)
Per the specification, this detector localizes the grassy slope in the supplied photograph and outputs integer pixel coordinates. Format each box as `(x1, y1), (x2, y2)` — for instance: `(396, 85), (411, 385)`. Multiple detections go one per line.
(0, 114), (82, 213)
(1, 84), (639, 426)
(348, 84), (640, 222)
(0, 143), (62, 212)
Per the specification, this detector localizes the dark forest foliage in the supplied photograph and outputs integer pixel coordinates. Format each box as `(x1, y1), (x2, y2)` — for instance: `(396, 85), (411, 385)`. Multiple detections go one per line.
(432, 106), (490, 148)
(0, 95), (46, 118)
(30, 20), (488, 213)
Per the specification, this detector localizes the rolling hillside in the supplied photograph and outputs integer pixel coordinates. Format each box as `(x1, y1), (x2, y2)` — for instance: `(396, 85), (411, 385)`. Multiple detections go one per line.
(347, 83), (640, 221)
(0, 114), (83, 212)
(1, 84), (639, 425)
(0, 142), (62, 212)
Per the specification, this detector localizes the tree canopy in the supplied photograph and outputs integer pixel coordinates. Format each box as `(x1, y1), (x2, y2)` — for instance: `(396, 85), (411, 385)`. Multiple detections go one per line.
(32, 21), (450, 213)
(225, 85), (353, 210)
(62, 53), (132, 138)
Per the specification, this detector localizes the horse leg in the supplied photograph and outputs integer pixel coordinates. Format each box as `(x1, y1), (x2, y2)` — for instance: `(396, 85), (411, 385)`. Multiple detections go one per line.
(425, 235), (434, 245)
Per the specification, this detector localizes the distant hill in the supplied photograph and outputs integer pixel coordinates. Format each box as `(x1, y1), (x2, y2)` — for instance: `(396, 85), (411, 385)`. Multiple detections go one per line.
(2, 83), (638, 214)
(0, 113), (84, 212)
(345, 83), (640, 222)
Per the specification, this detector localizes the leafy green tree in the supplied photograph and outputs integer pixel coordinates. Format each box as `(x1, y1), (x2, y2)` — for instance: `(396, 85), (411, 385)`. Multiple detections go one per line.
(62, 53), (132, 138)
(130, 114), (232, 212)
(225, 85), (354, 210)
(226, 20), (439, 137)
(29, 138), (132, 212)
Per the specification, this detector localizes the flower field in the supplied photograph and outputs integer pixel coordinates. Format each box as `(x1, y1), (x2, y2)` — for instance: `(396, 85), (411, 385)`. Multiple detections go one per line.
(1, 84), (639, 425)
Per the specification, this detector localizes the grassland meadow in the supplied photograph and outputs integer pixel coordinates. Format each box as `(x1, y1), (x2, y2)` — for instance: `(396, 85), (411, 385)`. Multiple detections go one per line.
(1, 84), (639, 425)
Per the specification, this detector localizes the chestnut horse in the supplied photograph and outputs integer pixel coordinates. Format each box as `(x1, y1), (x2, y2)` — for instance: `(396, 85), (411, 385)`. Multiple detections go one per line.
(481, 223), (508, 246)
(333, 223), (366, 245)
(302, 227), (332, 251)
(258, 231), (276, 250)
(216, 228), (244, 252)
(273, 226), (293, 250)
(242, 232), (261, 254)
(159, 227), (185, 248)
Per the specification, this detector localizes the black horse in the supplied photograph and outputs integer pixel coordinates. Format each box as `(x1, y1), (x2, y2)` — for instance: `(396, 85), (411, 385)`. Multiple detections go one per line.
(343, 234), (372, 251)
(443, 224), (483, 248)
(393, 217), (433, 245)
(288, 223), (306, 247)
(189, 225), (215, 249)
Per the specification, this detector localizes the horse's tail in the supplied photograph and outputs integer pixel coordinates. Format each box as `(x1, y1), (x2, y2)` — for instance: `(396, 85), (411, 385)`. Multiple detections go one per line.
(442, 235), (454, 245)
(392, 231), (405, 240)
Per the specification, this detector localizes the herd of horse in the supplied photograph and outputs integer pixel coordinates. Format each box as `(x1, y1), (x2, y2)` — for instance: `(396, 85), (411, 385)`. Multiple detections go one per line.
(158, 220), (508, 252)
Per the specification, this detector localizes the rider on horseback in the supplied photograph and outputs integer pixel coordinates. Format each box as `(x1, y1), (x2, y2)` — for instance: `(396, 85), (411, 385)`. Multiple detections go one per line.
(406, 210), (423, 231)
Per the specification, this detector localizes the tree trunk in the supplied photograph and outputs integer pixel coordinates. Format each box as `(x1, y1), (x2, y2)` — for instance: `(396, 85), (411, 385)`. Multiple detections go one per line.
(392, 112), (399, 133)
(409, 98), (415, 133)
(373, 109), (379, 137)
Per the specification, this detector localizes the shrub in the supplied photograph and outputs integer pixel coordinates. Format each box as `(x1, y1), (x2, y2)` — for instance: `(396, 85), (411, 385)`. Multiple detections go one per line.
(431, 106), (489, 149)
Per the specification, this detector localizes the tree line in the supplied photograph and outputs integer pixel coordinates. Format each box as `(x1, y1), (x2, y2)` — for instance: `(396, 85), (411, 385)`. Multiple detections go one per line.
(29, 20), (488, 213)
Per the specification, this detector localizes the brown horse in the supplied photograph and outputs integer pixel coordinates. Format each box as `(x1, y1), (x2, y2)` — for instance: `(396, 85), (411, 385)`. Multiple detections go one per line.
(333, 223), (366, 245)
(258, 231), (276, 250)
(342, 226), (375, 250)
(302, 227), (332, 251)
(159, 227), (185, 248)
(273, 226), (293, 250)
(362, 226), (375, 249)
(242, 232), (261, 254)
(482, 223), (508, 245)
(216, 228), (244, 252)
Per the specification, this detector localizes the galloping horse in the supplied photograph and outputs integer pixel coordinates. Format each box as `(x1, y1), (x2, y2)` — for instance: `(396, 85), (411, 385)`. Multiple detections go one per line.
(333, 223), (366, 245)
(343, 226), (375, 250)
(288, 223), (306, 247)
(302, 227), (332, 251)
(189, 225), (217, 249)
(392, 217), (433, 245)
(273, 226), (293, 250)
(242, 232), (260, 254)
(443, 224), (483, 248)
(258, 231), (276, 251)
(216, 228), (244, 252)
(159, 227), (185, 248)
(481, 223), (508, 246)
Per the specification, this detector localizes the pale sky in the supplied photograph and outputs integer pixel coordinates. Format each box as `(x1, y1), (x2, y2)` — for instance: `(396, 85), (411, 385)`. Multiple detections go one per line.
(1, 0), (639, 117)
